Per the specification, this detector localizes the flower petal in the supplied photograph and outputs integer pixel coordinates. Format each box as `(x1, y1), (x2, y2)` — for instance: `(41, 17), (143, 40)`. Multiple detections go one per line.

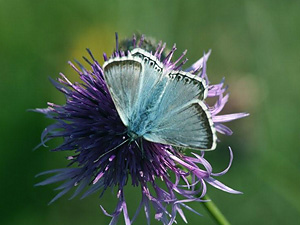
(212, 113), (249, 123)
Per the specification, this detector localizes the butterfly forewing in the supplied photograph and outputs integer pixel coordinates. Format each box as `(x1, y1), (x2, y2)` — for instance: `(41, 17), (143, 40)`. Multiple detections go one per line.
(153, 71), (207, 119)
(103, 57), (143, 126)
(130, 50), (165, 120)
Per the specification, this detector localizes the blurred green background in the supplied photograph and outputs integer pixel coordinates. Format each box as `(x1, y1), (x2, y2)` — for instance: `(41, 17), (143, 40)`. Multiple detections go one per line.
(1, 0), (300, 224)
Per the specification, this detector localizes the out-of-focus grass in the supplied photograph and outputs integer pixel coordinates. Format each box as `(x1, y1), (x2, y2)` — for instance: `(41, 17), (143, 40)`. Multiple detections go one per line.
(1, 0), (299, 224)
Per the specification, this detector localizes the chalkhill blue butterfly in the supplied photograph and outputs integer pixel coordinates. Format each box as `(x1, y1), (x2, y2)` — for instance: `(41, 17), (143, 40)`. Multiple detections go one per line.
(103, 48), (217, 151)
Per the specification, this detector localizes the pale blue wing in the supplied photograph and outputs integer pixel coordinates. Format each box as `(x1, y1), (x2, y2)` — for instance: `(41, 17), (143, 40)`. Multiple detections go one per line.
(103, 56), (143, 126)
(144, 100), (217, 150)
(143, 71), (217, 150)
(130, 48), (165, 111)
(155, 71), (208, 115)
(103, 50), (164, 128)
(127, 49), (167, 131)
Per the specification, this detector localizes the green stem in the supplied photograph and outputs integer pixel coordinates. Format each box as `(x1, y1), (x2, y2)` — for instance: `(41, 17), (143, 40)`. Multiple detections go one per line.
(201, 195), (230, 225)
(181, 166), (231, 224)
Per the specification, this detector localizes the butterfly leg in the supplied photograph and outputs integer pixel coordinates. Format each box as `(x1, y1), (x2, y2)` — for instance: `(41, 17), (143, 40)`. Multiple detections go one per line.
(134, 139), (145, 158)
(140, 138), (145, 158)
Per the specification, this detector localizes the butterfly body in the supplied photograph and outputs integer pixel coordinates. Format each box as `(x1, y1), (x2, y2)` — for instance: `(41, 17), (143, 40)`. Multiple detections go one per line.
(103, 48), (217, 150)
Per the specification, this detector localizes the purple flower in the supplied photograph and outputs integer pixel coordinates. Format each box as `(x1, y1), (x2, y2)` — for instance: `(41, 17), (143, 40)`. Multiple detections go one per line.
(34, 34), (248, 225)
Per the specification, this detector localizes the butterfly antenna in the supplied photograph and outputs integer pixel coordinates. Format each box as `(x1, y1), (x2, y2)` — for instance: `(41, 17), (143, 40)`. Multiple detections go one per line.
(94, 139), (129, 163)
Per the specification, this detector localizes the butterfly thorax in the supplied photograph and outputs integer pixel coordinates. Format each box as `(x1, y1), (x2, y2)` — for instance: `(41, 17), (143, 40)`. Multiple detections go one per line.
(127, 111), (155, 140)
(126, 78), (167, 140)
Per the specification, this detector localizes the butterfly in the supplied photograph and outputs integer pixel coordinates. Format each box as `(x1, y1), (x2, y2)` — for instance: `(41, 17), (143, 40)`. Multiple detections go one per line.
(103, 48), (217, 151)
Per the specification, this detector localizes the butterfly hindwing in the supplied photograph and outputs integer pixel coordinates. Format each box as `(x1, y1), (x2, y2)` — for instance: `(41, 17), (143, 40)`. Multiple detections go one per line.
(144, 100), (216, 150)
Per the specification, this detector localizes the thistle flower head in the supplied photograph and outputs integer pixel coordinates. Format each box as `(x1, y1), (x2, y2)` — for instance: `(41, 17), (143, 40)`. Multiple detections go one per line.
(34, 34), (248, 225)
